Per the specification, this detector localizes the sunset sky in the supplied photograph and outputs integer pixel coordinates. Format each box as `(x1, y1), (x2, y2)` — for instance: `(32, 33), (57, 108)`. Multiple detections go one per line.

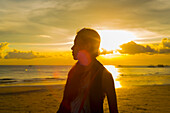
(0, 0), (170, 65)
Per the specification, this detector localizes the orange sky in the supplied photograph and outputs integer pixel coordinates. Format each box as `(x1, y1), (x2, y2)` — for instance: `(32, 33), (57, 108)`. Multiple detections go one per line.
(0, 0), (170, 65)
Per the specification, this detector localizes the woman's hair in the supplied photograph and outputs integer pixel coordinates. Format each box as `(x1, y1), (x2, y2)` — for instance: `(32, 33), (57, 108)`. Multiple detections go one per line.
(76, 28), (101, 57)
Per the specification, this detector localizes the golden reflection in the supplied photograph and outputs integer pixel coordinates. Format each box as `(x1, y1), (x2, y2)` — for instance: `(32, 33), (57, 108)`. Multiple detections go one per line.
(104, 65), (122, 88)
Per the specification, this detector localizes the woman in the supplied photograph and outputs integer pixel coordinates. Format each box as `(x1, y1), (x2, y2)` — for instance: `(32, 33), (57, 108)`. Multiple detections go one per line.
(57, 28), (118, 113)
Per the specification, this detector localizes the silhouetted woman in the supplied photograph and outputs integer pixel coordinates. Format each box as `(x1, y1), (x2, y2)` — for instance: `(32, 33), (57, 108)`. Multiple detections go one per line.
(57, 28), (118, 113)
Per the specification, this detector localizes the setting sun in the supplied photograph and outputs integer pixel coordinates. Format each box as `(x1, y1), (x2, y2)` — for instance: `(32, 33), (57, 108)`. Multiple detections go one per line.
(97, 30), (137, 51)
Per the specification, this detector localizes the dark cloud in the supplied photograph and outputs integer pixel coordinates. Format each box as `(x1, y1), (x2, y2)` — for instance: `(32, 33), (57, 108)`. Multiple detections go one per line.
(4, 49), (46, 59)
(119, 38), (170, 54)
(161, 38), (170, 48)
(158, 38), (170, 54)
(118, 41), (156, 54)
(100, 48), (113, 55)
(159, 48), (170, 54)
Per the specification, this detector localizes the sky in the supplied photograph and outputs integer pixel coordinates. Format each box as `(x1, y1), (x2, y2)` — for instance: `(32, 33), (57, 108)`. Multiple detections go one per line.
(0, 0), (170, 65)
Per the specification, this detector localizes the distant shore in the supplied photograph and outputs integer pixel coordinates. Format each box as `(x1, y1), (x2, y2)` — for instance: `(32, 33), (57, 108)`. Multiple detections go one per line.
(116, 64), (170, 68)
(0, 85), (170, 113)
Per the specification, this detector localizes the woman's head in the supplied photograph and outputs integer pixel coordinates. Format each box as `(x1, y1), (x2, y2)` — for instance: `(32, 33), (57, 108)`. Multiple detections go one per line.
(71, 28), (101, 65)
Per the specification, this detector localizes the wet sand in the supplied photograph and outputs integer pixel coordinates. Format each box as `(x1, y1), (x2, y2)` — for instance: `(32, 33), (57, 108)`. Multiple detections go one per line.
(0, 85), (170, 113)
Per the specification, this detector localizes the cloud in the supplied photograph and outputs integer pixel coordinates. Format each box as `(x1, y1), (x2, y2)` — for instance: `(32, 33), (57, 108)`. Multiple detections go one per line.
(157, 38), (170, 54)
(100, 48), (113, 55)
(118, 38), (170, 54)
(0, 42), (9, 58)
(26, 0), (170, 37)
(159, 48), (170, 54)
(39, 35), (53, 39)
(160, 38), (170, 48)
(118, 41), (156, 54)
(0, 0), (170, 51)
(4, 49), (46, 59)
(0, 42), (9, 51)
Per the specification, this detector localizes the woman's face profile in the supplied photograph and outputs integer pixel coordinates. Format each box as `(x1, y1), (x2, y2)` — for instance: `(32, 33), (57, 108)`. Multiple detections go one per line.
(71, 37), (82, 60)
(71, 37), (92, 66)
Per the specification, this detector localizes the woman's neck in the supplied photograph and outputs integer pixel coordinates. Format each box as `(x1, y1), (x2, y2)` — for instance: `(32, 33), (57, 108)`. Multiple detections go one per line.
(78, 58), (96, 71)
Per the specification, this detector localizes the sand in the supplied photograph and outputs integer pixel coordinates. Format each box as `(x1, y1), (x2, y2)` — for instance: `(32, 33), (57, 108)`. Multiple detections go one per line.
(0, 85), (170, 113)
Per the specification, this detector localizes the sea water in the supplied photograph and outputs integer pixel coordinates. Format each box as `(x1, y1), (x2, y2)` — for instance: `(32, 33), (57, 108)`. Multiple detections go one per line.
(0, 65), (170, 87)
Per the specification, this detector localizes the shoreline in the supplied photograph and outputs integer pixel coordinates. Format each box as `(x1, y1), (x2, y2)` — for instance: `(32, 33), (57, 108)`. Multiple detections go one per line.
(1, 83), (170, 88)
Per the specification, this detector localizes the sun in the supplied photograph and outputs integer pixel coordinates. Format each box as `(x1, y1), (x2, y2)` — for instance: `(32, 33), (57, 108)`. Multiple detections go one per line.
(97, 30), (137, 51)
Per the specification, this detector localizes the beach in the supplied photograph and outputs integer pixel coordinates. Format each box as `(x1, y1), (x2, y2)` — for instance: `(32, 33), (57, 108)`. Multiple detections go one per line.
(0, 65), (170, 113)
(0, 85), (169, 113)
(1, 0), (170, 112)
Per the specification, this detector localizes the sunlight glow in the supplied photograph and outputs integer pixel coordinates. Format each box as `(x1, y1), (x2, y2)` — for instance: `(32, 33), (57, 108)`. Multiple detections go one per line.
(97, 30), (137, 51)
(104, 65), (122, 88)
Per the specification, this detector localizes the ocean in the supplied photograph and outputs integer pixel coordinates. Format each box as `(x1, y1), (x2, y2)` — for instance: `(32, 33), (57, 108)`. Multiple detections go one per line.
(0, 65), (170, 88)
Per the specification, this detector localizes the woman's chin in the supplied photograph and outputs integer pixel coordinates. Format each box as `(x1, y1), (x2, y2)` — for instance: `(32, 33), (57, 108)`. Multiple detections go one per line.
(72, 55), (78, 60)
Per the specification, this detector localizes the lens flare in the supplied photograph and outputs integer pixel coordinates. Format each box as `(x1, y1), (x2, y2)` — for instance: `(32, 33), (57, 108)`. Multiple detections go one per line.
(77, 50), (91, 66)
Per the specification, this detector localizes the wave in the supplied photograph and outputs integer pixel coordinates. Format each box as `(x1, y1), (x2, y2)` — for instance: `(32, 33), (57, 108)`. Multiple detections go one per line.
(0, 77), (66, 84)
(22, 77), (65, 82)
(0, 78), (17, 84)
(23, 77), (65, 82)
(25, 77), (65, 82)
(0, 89), (46, 95)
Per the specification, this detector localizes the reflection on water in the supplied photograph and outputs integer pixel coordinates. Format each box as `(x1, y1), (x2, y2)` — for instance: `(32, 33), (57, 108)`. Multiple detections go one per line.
(0, 65), (170, 87)
(104, 65), (170, 87)
(104, 65), (122, 88)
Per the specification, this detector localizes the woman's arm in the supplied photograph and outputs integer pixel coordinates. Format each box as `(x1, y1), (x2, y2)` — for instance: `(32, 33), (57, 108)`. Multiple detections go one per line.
(103, 70), (119, 113)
